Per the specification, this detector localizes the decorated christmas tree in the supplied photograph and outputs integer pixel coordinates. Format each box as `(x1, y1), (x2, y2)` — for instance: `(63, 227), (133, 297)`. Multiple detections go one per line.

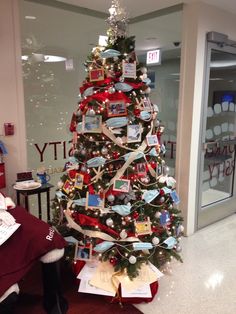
(52, 0), (183, 294)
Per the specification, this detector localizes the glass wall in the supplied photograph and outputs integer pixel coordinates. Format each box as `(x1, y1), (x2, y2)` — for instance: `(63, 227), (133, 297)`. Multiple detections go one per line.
(20, 0), (182, 219)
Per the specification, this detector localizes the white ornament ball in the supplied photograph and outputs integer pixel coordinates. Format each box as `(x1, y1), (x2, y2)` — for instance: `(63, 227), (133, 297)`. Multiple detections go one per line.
(80, 165), (87, 172)
(107, 194), (115, 202)
(129, 255), (137, 264)
(87, 108), (95, 115)
(175, 244), (182, 252)
(145, 87), (151, 94)
(159, 196), (165, 203)
(120, 229), (128, 239)
(76, 109), (82, 116)
(155, 211), (161, 219)
(108, 87), (115, 94)
(179, 225), (185, 233)
(106, 218), (113, 227)
(140, 66), (147, 74)
(80, 149), (87, 155)
(101, 147), (108, 155)
(152, 237), (160, 245)
(142, 73), (147, 79)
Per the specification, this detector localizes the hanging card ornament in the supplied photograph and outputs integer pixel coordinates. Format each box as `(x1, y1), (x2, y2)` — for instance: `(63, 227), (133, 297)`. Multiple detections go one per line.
(63, 180), (72, 194)
(170, 190), (180, 204)
(135, 217), (152, 236)
(122, 60), (136, 78)
(82, 115), (102, 133)
(89, 68), (104, 82)
(160, 211), (170, 225)
(74, 173), (84, 190)
(106, 100), (127, 117)
(85, 192), (105, 210)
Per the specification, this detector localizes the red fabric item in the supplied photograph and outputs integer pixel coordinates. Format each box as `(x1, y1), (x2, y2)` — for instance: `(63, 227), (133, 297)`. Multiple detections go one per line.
(0, 206), (66, 296)
(73, 260), (158, 304)
(73, 213), (119, 238)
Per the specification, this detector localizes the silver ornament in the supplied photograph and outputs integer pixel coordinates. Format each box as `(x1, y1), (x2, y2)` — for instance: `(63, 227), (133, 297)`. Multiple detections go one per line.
(175, 244), (182, 252)
(152, 237), (160, 245)
(101, 147), (108, 155)
(80, 165), (87, 172)
(159, 196), (165, 203)
(155, 211), (161, 219)
(106, 218), (113, 227)
(129, 255), (137, 264)
(80, 149), (87, 155)
(108, 86), (115, 94)
(107, 194), (115, 202)
(87, 108), (95, 116)
(120, 229), (127, 239)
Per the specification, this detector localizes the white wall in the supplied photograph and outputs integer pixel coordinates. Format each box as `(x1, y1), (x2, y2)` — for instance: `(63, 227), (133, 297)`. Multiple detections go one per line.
(176, 2), (236, 235)
(0, 0), (27, 199)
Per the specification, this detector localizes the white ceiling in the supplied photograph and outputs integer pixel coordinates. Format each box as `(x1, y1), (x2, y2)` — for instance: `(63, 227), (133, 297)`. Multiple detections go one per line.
(57, 0), (236, 18)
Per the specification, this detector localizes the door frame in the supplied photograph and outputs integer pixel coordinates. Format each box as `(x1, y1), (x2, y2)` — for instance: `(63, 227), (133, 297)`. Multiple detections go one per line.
(197, 37), (236, 230)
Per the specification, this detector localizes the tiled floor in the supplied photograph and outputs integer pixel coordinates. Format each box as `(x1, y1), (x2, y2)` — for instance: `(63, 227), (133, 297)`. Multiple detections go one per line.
(135, 214), (236, 314)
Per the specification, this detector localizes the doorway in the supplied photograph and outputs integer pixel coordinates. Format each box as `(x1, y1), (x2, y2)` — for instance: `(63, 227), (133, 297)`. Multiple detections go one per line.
(198, 38), (236, 229)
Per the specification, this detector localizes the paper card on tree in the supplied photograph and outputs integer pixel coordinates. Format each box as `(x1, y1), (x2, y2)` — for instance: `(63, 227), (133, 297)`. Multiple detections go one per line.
(117, 263), (158, 291)
(89, 261), (117, 293)
(78, 278), (116, 296)
(121, 284), (152, 298)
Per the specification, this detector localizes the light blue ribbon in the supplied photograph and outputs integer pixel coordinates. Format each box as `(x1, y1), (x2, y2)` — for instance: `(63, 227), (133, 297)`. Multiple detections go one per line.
(148, 147), (158, 157)
(72, 198), (86, 206)
(93, 241), (114, 252)
(140, 111), (151, 121)
(163, 237), (177, 249)
(142, 189), (159, 203)
(133, 242), (153, 251)
(100, 49), (121, 58)
(106, 117), (128, 128)
(123, 151), (144, 161)
(115, 82), (133, 92)
(87, 156), (106, 168)
(83, 86), (94, 97)
(111, 204), (131, 216)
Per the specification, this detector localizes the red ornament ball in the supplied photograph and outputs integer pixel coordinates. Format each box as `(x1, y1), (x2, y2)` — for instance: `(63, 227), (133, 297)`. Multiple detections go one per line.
(160, 189), (165, 196)
(109, 257), (117, 266)
(112, 151), (120, 159)
(132, 211), (139, 219)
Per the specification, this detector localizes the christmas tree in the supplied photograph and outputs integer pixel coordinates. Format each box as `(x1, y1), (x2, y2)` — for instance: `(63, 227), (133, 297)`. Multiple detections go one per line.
(52, 0), (183, 283)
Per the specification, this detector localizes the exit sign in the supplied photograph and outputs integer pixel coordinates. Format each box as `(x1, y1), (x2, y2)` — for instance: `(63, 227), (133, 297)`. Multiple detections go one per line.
(146, 49), (161, 65)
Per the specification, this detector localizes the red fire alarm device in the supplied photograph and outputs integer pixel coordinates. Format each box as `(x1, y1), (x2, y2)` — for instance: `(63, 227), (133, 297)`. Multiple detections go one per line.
(4, 123), (14, 136)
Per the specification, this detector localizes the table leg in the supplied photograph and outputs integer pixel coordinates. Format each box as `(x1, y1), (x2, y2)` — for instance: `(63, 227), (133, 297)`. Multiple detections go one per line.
(46, 189), (50, 222)
(16, 191), (20, 206)
(38, 192), (42, 220)
(25, 194), (29, 211)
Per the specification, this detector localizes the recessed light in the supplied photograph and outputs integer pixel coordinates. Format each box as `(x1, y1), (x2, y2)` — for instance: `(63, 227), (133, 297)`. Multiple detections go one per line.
(25, 15), (36, 20)
(145, 37), (157, 41)
(21, 54), (66, 63)
(211, 60), (236, 68)
(44, 55), (66, 62)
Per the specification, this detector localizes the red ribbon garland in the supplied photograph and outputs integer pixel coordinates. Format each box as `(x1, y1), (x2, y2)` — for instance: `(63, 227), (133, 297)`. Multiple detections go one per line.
(73, 213), (119, 238)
